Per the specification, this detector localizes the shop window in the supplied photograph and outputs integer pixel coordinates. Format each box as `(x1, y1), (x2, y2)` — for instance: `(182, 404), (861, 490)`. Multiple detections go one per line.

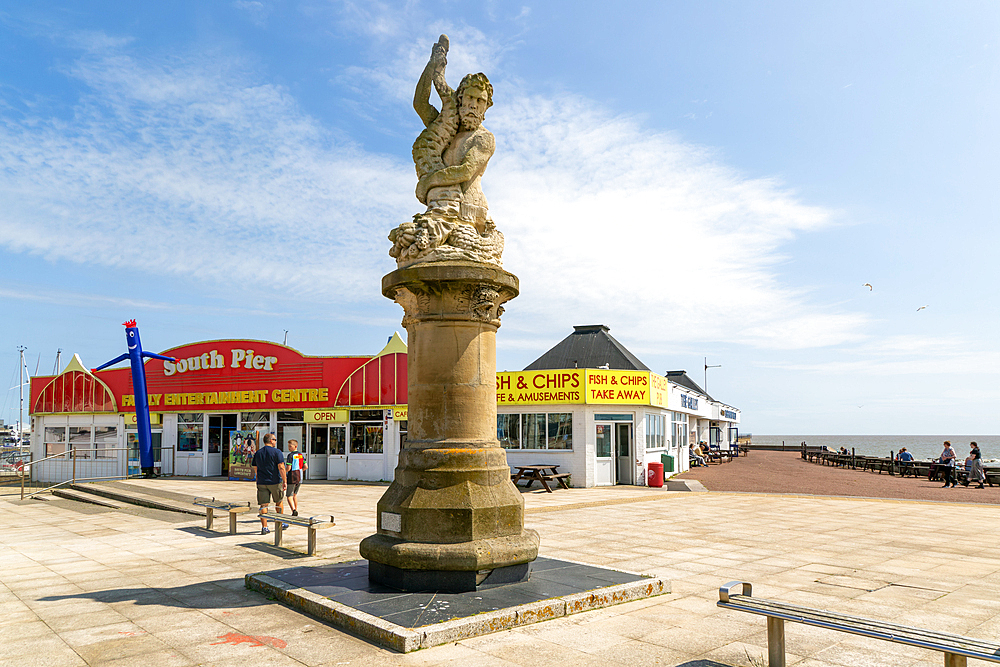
(646, 414), (666, 450)
(672, 412), (687, 450)
(177, 413), (204, 452)
(595, 424), (612, 458)
(44, 426), (67, 458)
(547, 413), (572, 449)
(399, 420), (408, 449)
(350, 421), (383, 454)
(240, 412), (270, 429)
(330, 426), (346, 455)
(69, 426), (92, 459)
(127, 431), (164, 463)
(497, 414), (521, 449)
(94, 426), (117, 458)
(350, 409), (383, 422)
(523, 414), (546, 449)
(277, 412), (305, 453)
(310, 427), (329, 456)
(497, 413), (572, 450)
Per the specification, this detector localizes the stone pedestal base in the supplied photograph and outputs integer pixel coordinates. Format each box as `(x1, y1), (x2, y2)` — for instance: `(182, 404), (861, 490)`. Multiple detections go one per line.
(368, 558), (533, 594)
(359, 261), (537, 592)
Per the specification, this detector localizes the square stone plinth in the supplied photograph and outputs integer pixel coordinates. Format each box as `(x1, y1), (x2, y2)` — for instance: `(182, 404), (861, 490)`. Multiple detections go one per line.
(246, 557), (669, 652)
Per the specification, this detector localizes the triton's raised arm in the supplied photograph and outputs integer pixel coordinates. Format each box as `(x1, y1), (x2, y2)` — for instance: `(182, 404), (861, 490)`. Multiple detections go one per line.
(413, 35), (449, 128)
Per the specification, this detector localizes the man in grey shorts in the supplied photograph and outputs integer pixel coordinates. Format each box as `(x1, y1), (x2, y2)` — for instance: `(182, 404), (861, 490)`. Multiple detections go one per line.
(251, 433), (287, 535)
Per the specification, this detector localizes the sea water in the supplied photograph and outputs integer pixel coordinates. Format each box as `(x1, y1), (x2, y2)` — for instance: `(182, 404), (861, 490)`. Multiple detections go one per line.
(754, 435), (1000, 463)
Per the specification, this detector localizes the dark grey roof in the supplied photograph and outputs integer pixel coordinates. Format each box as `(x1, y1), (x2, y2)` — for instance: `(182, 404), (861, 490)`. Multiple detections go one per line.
(524, 325), (650, 371)
(665, 371), (714, 401)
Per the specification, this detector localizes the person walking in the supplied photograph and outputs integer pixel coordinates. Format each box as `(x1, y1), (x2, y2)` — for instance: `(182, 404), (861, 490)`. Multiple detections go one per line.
(939, 441), (957, 488)
(969, 441), (986, 489)
(251, 433), (287, 534)
(285, 438), (308, 516)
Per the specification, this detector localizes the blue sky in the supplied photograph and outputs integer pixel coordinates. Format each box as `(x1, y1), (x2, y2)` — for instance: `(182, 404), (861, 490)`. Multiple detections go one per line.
(1, 1), (998, 435)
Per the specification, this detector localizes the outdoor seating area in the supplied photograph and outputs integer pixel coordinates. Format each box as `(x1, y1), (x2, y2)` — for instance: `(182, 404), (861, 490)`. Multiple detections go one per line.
(690, 444), (739, 467)
(510, 464), (571, 492)
(803, 447), (1000, 486)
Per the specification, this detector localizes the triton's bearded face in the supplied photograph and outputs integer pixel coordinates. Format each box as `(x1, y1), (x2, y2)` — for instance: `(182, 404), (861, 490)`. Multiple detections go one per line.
(459, 85), (489, 130)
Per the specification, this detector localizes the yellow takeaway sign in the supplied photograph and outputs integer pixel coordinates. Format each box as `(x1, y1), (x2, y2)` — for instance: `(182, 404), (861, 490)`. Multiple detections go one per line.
(496, 369), (669, 408)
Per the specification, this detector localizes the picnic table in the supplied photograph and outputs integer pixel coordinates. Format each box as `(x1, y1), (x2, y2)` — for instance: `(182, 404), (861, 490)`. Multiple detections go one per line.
(511, 464), (570, 493)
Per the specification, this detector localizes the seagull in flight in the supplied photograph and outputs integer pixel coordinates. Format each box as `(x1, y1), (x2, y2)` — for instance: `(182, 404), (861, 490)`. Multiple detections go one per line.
(917, 305), (928, 311)
(862, 283), (873, 291)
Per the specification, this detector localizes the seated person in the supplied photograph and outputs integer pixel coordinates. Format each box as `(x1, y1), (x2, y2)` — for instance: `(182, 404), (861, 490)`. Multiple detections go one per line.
(895, 447), (915, 474)
(691, 444), (707, 467)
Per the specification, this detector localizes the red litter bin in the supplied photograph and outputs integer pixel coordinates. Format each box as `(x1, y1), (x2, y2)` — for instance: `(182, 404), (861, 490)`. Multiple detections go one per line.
(647, 462), (664, 487)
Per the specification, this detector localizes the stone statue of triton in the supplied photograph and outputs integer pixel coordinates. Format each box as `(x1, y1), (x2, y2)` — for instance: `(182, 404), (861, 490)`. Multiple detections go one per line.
(388, 34), (505, 268)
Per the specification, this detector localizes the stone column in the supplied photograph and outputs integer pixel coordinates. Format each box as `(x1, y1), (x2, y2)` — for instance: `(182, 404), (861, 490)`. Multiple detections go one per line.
(359, 261), (539, 592)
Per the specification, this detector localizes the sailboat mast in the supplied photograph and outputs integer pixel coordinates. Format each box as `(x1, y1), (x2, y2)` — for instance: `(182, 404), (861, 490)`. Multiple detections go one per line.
(17, 346), (26, 444)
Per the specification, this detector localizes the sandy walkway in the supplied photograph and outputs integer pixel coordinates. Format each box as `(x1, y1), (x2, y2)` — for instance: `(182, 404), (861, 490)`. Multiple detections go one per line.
(676, 449), (1000, 504)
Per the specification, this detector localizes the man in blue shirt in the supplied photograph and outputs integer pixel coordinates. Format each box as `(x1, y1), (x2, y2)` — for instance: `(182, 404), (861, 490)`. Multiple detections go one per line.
(895, 447), (915, 476)
(251, 433), (287, 535)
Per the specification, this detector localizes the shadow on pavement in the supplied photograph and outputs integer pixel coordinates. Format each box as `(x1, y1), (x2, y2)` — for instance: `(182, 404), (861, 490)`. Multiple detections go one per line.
(38, 578), (269, 608)
(676, 662), (735, 667)
(237, 540), (311, 559)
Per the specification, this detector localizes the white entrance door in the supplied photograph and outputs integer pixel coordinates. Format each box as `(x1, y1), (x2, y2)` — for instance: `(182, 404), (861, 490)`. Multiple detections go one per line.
(308, 426), (328, 480)
(595, 423), (614, 486)
(326, 425), (347, 480)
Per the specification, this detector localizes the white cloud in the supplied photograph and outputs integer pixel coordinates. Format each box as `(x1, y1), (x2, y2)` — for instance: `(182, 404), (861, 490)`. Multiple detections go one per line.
(757, 335), (1000, 376)
(233, 1), (271, 27)
(487, 91), (864, 350)
(0, 41), (410, 302)
(0, 24), (869, 353)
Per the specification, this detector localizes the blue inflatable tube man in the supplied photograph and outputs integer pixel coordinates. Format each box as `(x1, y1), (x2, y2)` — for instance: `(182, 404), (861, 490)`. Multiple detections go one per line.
(93, 320), (176, 478)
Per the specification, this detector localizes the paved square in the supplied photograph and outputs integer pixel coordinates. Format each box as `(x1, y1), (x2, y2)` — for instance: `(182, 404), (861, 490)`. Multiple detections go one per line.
(4, 476), (1000, 666)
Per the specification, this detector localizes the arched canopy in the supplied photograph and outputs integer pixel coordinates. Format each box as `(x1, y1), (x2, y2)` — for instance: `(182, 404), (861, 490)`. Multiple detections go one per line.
(33, 354), (117, 414)
(335, 333), (407, 407)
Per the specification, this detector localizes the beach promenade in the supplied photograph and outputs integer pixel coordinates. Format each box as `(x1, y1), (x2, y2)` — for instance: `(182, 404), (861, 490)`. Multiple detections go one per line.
(3, 459), (1000, 666)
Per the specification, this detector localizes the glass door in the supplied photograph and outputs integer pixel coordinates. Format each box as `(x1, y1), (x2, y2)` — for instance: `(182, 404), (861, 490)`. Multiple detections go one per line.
(327, 425), (347, 480)
(207, 415), (223, 476)
(595, 423), (614, 486)
(615, 422), (633, 485)
(308, 425), (328, 479)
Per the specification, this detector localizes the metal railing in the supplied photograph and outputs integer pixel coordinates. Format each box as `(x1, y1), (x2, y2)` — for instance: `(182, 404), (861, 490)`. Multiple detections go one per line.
(19, 446), (169, 500)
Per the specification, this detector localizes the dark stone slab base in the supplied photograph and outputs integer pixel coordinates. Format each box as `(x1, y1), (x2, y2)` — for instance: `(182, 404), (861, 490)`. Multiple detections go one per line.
(367, 560), (531, 593)
(246, 557), (669, 652)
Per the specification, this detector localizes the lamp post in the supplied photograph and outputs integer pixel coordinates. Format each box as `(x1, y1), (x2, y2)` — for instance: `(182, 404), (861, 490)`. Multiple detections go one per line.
(704, 357), (721, 394)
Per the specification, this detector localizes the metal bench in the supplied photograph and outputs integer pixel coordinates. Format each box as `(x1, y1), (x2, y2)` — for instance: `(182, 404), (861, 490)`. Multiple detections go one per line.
(718, 581), (1000, 666)
(258, 512), (335, 555)
(193, 497), (252, 534)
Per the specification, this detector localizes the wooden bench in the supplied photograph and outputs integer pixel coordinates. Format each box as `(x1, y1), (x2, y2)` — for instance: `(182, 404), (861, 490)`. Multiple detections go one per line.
(259, 512), (335, 556)
(543, 472), (571, 489)
(718, 580), (1000, 666)
(194, 497), (251, 534)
